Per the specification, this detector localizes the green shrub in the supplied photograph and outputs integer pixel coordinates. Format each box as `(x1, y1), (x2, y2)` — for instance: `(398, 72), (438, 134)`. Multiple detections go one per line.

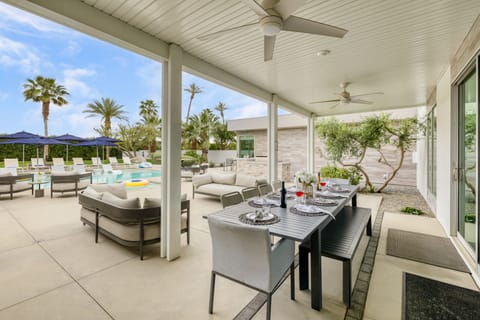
(209, 161), (215, 168)
(400, 207), (425, 215)
(320, 166), (361, 185)
(465, 214), (476, 223)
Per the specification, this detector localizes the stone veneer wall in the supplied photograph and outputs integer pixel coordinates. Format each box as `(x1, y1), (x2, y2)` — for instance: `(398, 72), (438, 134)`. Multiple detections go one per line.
(236, 127), (417, 186)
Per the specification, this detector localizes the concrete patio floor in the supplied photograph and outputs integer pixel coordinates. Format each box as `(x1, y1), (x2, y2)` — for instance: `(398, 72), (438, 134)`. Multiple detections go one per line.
(0, 179), (478, 319)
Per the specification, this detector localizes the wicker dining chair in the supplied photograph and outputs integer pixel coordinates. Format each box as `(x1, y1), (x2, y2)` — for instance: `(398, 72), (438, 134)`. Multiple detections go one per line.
(258, 183), (273, 196)
(241, 186), (259, 200)
(220, 191), (244, 208)
(272, 180), (282, 191)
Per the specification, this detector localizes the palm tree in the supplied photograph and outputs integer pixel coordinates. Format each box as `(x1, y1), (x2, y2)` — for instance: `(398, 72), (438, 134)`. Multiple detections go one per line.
(195, 108), (219, 161)
(23, 76), (69, 158)
(184, 83), (203, 121)
(138, 100), (161, 153)
(214, 102), (228, 124)
(83, 97), (127, 157)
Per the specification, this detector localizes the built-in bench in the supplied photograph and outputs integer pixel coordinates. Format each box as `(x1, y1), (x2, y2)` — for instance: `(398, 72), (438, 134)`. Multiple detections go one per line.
(51, 172), (92, 198)
(299, 206), (372, 307)
(0, 173), (34, 200)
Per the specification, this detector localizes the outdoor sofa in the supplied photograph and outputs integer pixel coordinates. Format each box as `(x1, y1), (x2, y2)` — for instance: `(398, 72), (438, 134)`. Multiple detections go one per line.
(51, 171), (93, 198)
(79, 184), (190, 259)
(0, 172), (34, 200)
(192, 172), (267, 199)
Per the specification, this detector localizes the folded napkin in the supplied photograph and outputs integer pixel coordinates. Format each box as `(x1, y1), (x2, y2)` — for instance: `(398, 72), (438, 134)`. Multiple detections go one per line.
(294, 204), (335, 220)
(316, 190), (348, 198)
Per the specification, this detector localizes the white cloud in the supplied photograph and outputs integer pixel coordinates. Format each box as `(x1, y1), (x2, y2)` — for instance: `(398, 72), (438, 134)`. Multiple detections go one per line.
(62, 67), (98, 99)
(135, 61), (162, 101)
(62, 40), (81, 56)
(230, 102), (267, 119)
(0, 3), (68, 35)
(0, 35), (41, 74)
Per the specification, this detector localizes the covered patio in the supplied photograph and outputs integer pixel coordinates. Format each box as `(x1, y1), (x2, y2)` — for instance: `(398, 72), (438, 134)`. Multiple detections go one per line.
(1, 0), (480, 319)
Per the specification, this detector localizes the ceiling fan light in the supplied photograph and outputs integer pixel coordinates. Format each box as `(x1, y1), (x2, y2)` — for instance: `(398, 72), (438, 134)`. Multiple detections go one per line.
(262, 21), (281, 36)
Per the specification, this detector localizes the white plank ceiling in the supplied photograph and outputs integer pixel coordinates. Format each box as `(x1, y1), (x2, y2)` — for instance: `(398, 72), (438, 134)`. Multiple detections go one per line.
(79, 0), (479, 115)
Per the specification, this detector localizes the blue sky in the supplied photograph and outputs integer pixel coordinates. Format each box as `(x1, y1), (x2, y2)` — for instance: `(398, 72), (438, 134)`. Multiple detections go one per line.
(0, 2), (270, 138)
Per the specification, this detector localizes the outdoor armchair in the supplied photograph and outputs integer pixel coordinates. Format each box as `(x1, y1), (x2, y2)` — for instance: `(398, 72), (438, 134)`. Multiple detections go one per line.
(208, 216), (295, 320)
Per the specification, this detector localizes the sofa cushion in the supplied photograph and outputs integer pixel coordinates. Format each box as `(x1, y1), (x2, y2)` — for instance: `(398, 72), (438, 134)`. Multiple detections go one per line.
(83, 186), (103, 200)
(143, 194), (187, 208)
(99, 215), (160, 242)
(89, 183), (127, 199)
(235, 174), (257, 187)
(0, 171), (13, 177)
(196, 184), (243, 196)
(103, 192), (141, 209)
(52, 181), (90, 192)
(256, 178), (268, 186)
(211, 172), (236, 185)
(192, 173), (212, 187)
(80, 207), (96, 224)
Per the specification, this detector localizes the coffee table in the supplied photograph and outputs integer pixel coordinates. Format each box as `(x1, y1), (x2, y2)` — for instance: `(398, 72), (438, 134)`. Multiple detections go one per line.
(29, 181), (49, 198)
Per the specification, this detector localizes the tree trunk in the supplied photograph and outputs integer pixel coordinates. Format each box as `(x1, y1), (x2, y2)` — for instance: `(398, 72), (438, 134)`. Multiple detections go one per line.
(376, 146), (405, 193)
(105, 118), (111, 158)
(42, 101), (50, 159)
(186, 95), (193, 120)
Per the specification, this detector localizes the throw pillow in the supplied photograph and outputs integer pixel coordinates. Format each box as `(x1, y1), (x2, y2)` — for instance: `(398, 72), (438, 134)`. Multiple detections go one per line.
(211, 172), (236, 185)
(89, 183), (127, 199)
(103, 192), (141, 209)
(83, 186), (103, 200)
(235, 174), (257, 187)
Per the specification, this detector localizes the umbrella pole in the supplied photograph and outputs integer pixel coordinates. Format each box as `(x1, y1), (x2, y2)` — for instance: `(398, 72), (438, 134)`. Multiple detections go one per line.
(66, 145), (69, 163)
(22, 144), (25, 169)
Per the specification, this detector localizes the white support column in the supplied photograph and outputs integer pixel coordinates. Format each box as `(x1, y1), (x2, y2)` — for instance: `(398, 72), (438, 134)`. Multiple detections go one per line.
(161, 44), (183, 261)
(307, 115), (315, 173)
(267, 95), (278, 183)
(160, 60), (168, 258)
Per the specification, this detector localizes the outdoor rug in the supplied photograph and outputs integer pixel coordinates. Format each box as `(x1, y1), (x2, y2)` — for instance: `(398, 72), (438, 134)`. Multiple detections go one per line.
(386, 228), (469, 273)
(403, 272), (480, 320)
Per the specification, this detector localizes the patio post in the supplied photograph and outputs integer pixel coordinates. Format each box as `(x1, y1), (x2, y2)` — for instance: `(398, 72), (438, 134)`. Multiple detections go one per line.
(267, 94), (278, 183)
(307, 115), (315, 173)
(161, 44), (183, 260)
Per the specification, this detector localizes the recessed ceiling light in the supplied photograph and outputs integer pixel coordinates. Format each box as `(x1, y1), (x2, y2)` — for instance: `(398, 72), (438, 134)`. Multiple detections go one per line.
(316, 50), (331, 56)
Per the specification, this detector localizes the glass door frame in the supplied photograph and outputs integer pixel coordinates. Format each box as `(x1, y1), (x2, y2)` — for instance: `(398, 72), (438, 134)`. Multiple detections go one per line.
(454, 55), (479, 265)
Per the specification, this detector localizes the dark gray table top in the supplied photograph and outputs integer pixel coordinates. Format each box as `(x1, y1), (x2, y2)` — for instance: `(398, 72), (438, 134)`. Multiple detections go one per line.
(209, 185), (359, 242)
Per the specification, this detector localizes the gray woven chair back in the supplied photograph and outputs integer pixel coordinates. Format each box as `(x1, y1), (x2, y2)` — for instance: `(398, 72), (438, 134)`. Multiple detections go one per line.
(258, 183), (273, 196)
(272, 180), (282, 191)
(241, 187), (259, 200)
(221, 191), (244, 208)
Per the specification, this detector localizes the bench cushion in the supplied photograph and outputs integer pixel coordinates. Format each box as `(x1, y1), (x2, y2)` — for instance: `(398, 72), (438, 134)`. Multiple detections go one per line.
(103, 192), (141, 209)
(52, 181), (90, 192)
(89, 183), (127, 199)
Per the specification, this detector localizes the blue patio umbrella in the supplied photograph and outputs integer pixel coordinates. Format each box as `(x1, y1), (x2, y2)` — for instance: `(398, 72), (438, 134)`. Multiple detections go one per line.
(96, 136), (122, 143)
(0, 136), (68, 165)
(0, 131), (41, 166)
(75, 138), (118, 159)
(55, 133), (86, 162)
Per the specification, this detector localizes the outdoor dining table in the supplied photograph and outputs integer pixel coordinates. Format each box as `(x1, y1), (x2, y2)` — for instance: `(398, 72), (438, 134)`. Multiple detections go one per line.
(207, 185), (359, 311)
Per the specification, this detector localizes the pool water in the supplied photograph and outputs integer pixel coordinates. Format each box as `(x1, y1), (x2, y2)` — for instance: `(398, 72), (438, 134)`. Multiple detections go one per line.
(92, 169), (161, 185)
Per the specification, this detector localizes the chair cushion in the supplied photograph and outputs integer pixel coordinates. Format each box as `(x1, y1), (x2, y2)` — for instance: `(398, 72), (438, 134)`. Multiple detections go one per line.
(89, 183), (127, 199)
(52, 181), (90, 192)
(83, 186), (104, 199)
(235, 174), (257, 187)
(102, 192), (141, 209)
(211, 172), (236, 185)
(12, 183), (31, 192)
(192, 173), (212, 187)
(196, 184), (243, 196)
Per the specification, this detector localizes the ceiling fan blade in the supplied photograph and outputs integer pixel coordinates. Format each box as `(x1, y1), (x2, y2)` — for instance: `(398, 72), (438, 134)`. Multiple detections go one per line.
(264, 35), (276, 61)
(310, 99), (341, 104)
(272, 0), (306, 19)
(349, 99), (373, 105)
(350, 92), (384, 98)
(241, 0), (269, 17)
(197, 23), (258, 41)
(329, 102), (340, 109)
(283, 16), (348, 38)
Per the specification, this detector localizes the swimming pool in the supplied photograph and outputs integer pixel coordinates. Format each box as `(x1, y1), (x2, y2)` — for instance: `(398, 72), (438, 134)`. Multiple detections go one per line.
(91, 169), (161, 184)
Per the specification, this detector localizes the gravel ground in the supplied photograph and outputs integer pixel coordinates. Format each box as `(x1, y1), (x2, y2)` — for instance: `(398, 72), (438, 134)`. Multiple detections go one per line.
(363, 184), (434, 217)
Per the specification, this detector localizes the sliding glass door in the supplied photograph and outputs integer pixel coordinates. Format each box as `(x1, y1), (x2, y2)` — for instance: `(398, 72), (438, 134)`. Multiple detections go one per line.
(458, 69), (477, 252)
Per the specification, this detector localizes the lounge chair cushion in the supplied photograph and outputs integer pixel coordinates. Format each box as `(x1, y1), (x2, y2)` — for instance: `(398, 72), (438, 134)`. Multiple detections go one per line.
(235, 174), (257, 187)
(83, 186), (104, 199)
(89, 183), (127, 199)
(102, 192), (141, 209)
(211, 172), (236, 185)
(196, 184), (243, 196)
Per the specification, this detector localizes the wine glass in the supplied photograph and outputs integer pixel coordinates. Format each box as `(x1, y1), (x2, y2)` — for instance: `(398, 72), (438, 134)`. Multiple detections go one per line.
(295, 191), (304, 204)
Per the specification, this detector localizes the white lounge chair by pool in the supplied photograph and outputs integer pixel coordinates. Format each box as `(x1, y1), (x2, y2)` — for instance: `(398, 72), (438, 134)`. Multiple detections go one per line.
(31, 158), (49, 170)
(122, 156), (137, 168)
(72, 158), (84, 165)
(73, 164), (86, 173)
(3, 158), (22, 171)
(91, 157), (102, 168)
(51, 164), (65, 172)
(102, 164), (122, 175)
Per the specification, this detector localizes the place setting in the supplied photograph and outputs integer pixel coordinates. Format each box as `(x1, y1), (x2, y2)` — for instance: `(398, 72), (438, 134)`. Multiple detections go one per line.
(239, 207), (280, 225)
(289, 203), (336, 219)
(248, 196), (280, 208)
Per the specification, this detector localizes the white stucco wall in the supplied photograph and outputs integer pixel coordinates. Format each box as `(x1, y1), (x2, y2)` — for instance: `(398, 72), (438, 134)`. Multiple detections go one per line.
(435, 66), (453, 235)
(416, 107), (428, 200)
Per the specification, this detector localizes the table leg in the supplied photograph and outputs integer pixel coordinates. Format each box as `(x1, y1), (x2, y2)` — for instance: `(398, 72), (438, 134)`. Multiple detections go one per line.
(310, 229), (322, 310)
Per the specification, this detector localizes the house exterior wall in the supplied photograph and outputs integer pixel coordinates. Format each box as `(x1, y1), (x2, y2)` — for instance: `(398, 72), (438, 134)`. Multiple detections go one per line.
(236, 125), (417, 186)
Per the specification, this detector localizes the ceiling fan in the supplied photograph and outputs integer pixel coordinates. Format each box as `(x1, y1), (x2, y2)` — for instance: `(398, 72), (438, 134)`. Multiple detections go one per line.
(197, 0), (348, 61)
(310, 82), (384, 109)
